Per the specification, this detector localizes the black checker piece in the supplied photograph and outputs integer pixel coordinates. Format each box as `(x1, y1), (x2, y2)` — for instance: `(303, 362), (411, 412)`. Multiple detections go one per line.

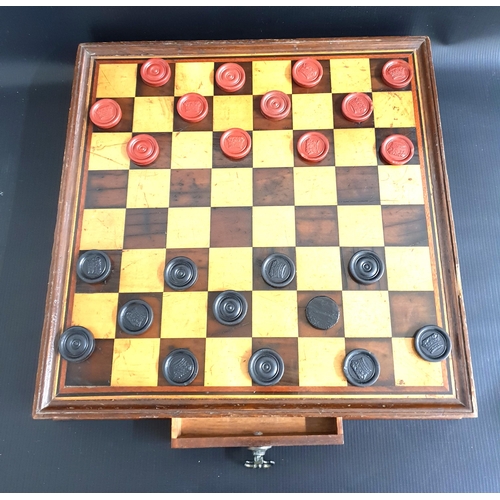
(305, 296), (340, 330)
(118, 299), (153, 335)
(76, 250), (112, 284)
(162, 349), (199, 386)
(58, 326), (95, 363)
(343, 349), (380, 387)
(414, 325), (452, 362)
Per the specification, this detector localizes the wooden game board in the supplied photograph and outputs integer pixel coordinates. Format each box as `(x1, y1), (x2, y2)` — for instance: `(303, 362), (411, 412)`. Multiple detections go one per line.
(33, 38), (476, 447)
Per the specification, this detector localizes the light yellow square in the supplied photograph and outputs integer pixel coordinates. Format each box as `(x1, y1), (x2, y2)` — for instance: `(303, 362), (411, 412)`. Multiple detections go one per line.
(204, 338), (252, 386)
(132, 96), (174, 132)
(393, 338), (445, 386)
(294, 167), (337, 206)
(252, 291), (298, 337)
(252, 60), (292, 95)
(253, 130), (294, 168)
(211, 168), (253, 207)
(298, 338), (347, 387)
(174, 62), (214, 96)
(111, 338), (160, 387)
(330, 58), (372, 94)
(334, 128), (377, 167)
(343, 290), (392, 337)
(252, 206), (296, 247)
(161, 292), (208, 338)
(373, 92), (416, 128)
(71, 293), (118, 339)
(80, 209), (125, 250)
(126, 169), (170, 209)
(337, 205), (384, 247)
(213, 95), (253, 132)
(378, 164), (424, 205)
(296, 247), (342, 291)
(292, 94), (334, 130)
(385, 247), (434, 291)
(119, 248), (165, 293)
(88, 133), (132, 171)
(171, 132), (213, 169)
(208, 247), (253, 291)
(166, 207), (211, 248)
(96, 63), (137, 98)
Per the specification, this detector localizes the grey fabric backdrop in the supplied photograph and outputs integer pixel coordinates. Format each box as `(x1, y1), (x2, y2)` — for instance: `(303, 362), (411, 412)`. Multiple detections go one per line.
(0, 6), (499, 492)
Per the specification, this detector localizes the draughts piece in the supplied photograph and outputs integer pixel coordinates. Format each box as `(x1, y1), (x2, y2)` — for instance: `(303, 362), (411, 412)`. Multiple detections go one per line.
(380, 134), (415, 165)
(341, 93), (373, 123)
(215, 63), (246, 92)
(343, 349), (380, 387)
(381, 59), (414, 89)
(296, 131), (330, 163)
(261, 253), (296, 288)
(76, 250), (112, 284)
(58, 326), (95, 363)
(162, 349), (199, 385)
(140, 58), (171, 87)
(126, 134), (160, 166)
(176, 93), (209, 123)
(118, 299), (154, 335)
(89, 99), (122, 129)
(348, 250), (385, 285)
(248, 348), (285, 386)
(220, 128), (252, 159)
(305, 296), (340, 330)
(213, 290), (248, 326)
(414, 326), (452, 362)
(292, 58), (323, 88)
(260, 90), (291, 121)
(164, 256), (198, 290)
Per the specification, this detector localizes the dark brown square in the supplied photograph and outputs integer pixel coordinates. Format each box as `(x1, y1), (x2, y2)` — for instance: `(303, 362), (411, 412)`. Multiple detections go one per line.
(340, 247), (388, 291)
(116, 293), (162, 339)
(214, 62), (253, 95)
(123, 208), (167, 249)
(376, 128), (419, 166)
(333, 93), (375, 129)
(65, 339), (114, 387)
(75, 250), (122, 293)
(382, 205), (429, 246)
(298, 291), (344, 337)
(253, 247), (297, 291)
(253, 95), (293, 131)
(129, 133), (172, 169)
(251, 337), (299, 387)
(158, 338), (206, 386)
(169, 169), (211, 207)
(135, 61), (176, 97)
(85, 171), (128, 209)
(344, 338), (395, 387)
(293, 129), (335, 167)
(173, 96), (214, 132)
(295, 206), (339, 246)
(291, 59), (332, 94)
(210, 207), (252, 247)
(336, 166), (380, 205)
(207, 291), (252, 338)
(370, 57), (413, 92)
(253, 168), (294, 206)
(91, 98), (134, 133)
(165, 248), (209, 292)
(389, 291), (438, 337)
(213, 131), (253, 168)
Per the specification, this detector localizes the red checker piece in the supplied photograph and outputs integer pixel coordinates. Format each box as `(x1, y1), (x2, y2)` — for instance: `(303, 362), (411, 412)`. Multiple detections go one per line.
(380, 134), (415, 165)
(260, 90), (291, 121)
(176, 93), (209, 123)
(215, 63), (246, 93)
(89, 99), (122, 129)
(341, 93), (374, 123)
(297, 132), (330, 163)
(220, 128), (252, 160)
(292, 58), (323, 88)
(381, 59), (414, 89)
(126, 134), (160, 166)
(140, 58), (171, 87)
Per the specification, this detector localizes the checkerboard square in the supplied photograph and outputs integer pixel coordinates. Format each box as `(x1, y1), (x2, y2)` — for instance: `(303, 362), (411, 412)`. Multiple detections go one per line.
(293, 167), (337, 206)
(330, 58), (372, 94)
(252, 290), (298, 337)
(211, 168), (253, 207)
(174, 62), (214, 96)
(252, 130), (294, 168)
(292, 93), (334, 130)
(171, 132), (213, 169)
(337, 205), (384, 247)
(126, 169), (170, 208)
(336, 166), (380, 205)
(252, 206), (296, 247)
(296, 247), (342, 290)
(385, 247), (434, 291)
(111, 338), (160, 387)
(343, 290), (392, 337)
(210, 207), (252, 247)
(208, 247), (253, 291)
(334, 128), (377, 167)
(119, 249), (166, 293)
(204, 338), (253, 386)
(379, 164), (424, 205)
(96, 63), (137, 98)
(161, 292), (208, 338)
(71, 293), (118, 339)
(85, 171), (128, 209)
(389, 291), (438, 337)
(132, 96), (174, 132)
(373, 91), (416, 128)
(170, 169), (211, 207)
(88, 133), (132, 171)
(80, 208), (126, 250)
(166, 207), (211, 248)
(252, 60), (292, 95)
(124, 208), (168, 249)
(382, 206), (428, 246)
(254, 168), (294, 206)
(295, 206), (339, 246)
(213, 95), (253, 131)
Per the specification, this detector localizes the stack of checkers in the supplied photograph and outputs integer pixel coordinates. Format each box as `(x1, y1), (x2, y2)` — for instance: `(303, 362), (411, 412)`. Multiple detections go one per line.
(61, 55), (451, 391)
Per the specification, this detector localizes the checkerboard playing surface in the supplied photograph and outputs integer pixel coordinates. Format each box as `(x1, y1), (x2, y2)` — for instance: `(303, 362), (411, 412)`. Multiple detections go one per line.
(53, 49), (458, 403)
